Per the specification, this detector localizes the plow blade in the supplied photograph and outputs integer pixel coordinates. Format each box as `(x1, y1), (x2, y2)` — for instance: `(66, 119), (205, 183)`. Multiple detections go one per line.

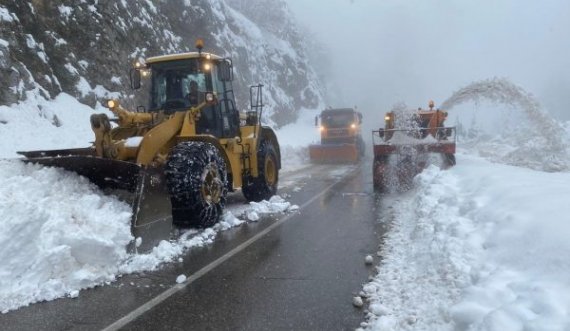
(372, 142), (456, 156)
(309, 143), (359, 163)
(19, 149), (172, 253)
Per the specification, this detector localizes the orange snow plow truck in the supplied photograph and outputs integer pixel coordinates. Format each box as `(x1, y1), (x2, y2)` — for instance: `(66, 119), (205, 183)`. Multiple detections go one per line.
(309, 107), (365, 163)
(372, 101), (456, 191)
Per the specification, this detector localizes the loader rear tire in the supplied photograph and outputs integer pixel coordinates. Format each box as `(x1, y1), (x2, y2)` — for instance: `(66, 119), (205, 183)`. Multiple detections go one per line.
(242, 140), (279, 202)
(165, 141), (228, 228)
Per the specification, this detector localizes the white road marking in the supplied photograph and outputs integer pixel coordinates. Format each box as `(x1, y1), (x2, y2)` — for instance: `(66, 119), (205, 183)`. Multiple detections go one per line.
(102, 169), (356, 331)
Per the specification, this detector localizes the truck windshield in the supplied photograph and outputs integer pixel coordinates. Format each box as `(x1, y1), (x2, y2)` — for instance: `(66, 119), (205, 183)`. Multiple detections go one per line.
(322, 112), (355, 128)
(147, 59), (209, 111)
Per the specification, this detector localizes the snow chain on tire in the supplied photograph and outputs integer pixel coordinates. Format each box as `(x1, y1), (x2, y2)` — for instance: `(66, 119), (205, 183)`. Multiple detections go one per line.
(165, 141), (228, 228)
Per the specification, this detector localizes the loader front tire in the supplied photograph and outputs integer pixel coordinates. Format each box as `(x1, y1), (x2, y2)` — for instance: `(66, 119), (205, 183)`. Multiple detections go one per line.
(242, 140), (279, 202)
(165, 141), (228, 228)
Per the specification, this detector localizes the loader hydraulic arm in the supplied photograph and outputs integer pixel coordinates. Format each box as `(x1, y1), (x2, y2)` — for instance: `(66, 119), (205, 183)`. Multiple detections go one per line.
(110, 104), (156, 127)
(91, 113), (121, 159)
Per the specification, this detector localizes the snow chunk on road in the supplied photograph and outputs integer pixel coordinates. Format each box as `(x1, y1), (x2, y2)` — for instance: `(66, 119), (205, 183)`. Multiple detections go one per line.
(175, 274), (186, 284)
(246, 195), (298, 221)
(250, 195), (297, 214)
(247, 210), (260, 221)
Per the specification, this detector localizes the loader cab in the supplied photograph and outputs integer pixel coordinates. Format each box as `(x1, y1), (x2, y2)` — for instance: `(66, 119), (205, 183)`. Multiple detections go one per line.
(134, 53), (239, 138)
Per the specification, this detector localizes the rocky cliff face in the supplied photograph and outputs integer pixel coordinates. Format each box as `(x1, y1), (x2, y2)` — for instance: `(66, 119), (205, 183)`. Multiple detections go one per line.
(0, 0), (323, 126)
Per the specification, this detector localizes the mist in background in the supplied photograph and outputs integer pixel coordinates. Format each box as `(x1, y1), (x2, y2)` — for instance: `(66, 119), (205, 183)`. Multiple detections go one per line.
(287, 0), (570, 134)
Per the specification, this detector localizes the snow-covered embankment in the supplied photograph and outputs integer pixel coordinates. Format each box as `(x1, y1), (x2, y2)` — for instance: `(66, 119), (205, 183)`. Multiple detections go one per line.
(362, 154), (570, 330)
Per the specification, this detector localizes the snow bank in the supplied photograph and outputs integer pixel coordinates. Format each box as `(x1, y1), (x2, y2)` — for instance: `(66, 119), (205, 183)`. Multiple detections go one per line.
(276, 107), (321, 170)
(0, 160), (132, 313)
(0, 173), (297, 313)
(362, 155), (570, 330)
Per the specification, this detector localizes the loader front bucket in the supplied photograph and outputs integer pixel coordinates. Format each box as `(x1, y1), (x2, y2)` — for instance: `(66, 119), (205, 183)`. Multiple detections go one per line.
(309, 143), (359, 163)
(18, 148), (172, 253)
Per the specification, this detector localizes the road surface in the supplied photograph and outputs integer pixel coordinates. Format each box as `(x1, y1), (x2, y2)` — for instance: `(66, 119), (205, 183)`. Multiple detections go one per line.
(1, 160), (386, 331)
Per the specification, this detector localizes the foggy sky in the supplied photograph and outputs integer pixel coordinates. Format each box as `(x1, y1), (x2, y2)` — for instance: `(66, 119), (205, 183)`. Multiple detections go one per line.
(287, 0), (570, 125)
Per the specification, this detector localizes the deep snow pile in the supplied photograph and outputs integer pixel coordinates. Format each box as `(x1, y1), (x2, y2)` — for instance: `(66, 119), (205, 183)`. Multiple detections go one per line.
(360, 154), (570, 331)
(0, 157), (298, 313)
(0, 160), (133, 313)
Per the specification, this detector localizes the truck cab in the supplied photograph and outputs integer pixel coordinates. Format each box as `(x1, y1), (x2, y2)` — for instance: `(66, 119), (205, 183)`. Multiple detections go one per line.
(316, 108), (363, 144)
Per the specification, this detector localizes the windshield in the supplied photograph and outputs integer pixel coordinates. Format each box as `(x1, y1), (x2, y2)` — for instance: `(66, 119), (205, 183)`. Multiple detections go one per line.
(148, 59), (210, 111)
(321, 112), (355, 128)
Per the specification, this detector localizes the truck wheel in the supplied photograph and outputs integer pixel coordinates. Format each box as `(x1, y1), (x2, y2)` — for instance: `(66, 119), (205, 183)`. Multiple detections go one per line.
(443, 153), (456, 168)
(165, 141), (227, 228)
(242, 140), (279, 202)
(357, 136), (366, 157)
(373, 157), (387, 192)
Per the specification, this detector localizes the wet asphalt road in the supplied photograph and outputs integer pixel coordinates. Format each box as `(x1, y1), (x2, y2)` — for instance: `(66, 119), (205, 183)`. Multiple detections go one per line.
(0, 161), (385, 331)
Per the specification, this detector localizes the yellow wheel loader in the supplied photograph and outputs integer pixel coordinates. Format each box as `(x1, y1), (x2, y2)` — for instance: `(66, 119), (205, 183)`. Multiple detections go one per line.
(19, 40), (281, 252)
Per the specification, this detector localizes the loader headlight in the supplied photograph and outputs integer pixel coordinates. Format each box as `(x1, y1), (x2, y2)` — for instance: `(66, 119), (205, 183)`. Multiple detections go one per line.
(350, 123), (357, 129)
(384, 115), (390, 121)
(107, 99), (117, 109)
(203, 62), (211, 71)
(319, 126), (325, 131)
(205, 92), (215, 103)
